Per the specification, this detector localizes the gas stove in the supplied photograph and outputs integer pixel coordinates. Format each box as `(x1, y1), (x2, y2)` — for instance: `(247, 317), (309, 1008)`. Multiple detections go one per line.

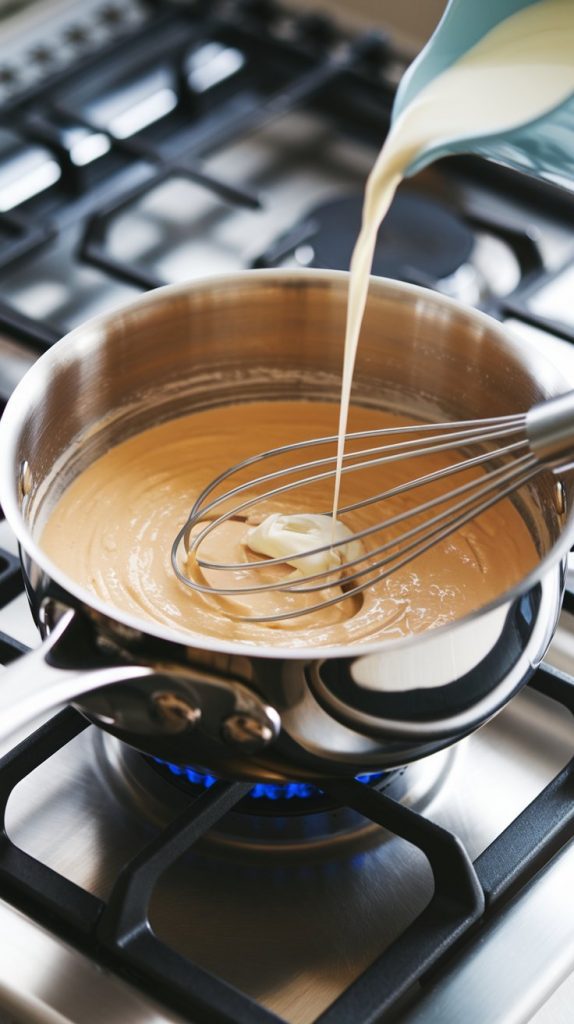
(0, 2), (574, 1023)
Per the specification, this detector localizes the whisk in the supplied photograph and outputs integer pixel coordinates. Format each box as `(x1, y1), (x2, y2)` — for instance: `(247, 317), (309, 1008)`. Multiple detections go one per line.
(171, 391), (574, 623)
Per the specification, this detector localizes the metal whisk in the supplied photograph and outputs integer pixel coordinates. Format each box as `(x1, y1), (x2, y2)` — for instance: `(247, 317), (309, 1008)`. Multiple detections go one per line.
(171, 391), (574, 622)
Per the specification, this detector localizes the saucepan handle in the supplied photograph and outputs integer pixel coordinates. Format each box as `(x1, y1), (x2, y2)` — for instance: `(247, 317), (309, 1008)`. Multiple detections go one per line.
(0, 609), (155, 741)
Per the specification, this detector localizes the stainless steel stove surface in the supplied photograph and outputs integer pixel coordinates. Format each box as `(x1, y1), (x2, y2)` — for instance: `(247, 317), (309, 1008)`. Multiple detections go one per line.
(0, 2), (574, 1023)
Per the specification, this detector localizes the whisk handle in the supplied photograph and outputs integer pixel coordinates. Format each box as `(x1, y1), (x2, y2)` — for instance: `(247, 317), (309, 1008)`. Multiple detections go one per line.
(526, 390), (574, 464)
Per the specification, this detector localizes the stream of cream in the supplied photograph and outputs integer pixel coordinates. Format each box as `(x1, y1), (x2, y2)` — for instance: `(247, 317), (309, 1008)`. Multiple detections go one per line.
(332, 0), (574, 519)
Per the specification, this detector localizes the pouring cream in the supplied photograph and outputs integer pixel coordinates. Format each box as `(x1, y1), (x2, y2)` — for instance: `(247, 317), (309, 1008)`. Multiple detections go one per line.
(331, 0), (574, 519)
(242, 1), (574, 563)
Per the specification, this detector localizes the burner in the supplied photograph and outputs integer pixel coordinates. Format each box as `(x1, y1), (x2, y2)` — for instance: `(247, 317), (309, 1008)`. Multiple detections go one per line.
(260, 191), (473, 287)
(259, 189), (527, 307)
(95, 733), (456, 855)
(303, 192), (474, 285)
(149, 756), (386, 815)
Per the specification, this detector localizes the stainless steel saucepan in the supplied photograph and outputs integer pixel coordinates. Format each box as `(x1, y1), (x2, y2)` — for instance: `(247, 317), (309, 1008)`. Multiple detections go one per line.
(0, 270), (571, 782)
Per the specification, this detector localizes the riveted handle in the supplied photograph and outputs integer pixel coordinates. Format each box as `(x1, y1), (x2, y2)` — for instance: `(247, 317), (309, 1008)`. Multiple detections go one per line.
(0, 610), (156, 741)
(0, 609), (281, 756)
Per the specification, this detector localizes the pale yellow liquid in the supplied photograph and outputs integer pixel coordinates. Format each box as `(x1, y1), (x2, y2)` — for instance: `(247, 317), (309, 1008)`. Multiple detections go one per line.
(333, 0), (574, 517)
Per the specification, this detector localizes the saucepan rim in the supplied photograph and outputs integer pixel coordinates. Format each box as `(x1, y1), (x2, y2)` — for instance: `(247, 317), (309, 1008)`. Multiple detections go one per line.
(1, 268), (572, 661)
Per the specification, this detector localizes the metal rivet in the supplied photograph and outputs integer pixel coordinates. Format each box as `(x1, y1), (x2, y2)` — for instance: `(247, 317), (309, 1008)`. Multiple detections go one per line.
(221, 713), (276, 751)
(18, 460), (32, 504)
(152, 691), (201, 733)
(38, 597), (69, 632)
(554, 480), (566, 516)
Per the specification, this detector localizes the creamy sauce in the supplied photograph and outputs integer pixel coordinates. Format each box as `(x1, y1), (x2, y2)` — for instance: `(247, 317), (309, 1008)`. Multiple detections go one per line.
(332, 0), (574, 517)
(40, 400), (538, 649)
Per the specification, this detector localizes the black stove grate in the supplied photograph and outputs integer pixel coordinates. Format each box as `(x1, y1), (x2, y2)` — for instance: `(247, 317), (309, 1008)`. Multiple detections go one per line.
(1, 521), (573, 1020)
(0, 543), (28, 664)
(0, 668), (571, 1024)
(0, 547), (22, 608)
(0, 0), (394, 350)
(0, 0), (571, 349)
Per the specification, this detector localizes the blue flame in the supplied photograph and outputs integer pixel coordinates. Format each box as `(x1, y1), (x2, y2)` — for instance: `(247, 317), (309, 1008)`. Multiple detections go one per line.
(152, 757), (384, 799)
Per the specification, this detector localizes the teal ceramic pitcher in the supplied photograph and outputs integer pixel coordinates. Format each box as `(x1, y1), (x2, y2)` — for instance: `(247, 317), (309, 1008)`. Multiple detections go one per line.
(392, 0), (574, 189)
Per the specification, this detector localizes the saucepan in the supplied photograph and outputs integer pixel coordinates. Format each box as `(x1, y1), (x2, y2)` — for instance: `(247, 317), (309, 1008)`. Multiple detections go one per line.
(0, 270), (571, 783)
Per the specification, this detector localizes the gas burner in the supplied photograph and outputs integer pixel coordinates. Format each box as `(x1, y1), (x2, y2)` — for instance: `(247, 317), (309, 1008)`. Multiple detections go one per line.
(149, 756), (387, 814)
(94, 732), (456, 856)
(287, 192), (474, 284)
(260, 190), (528, 307)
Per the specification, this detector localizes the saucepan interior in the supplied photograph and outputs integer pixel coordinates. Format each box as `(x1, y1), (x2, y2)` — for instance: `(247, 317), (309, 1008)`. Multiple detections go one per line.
(2, 268), (573, 659)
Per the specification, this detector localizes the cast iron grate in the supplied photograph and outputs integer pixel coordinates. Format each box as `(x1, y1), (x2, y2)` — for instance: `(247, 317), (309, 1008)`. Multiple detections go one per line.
(0, 664), (571, 1023)
(0, 0), (392, 348)
(0, 0), (570, 348)
(0, 540), (26, 664)
(0, 548), (22, 608)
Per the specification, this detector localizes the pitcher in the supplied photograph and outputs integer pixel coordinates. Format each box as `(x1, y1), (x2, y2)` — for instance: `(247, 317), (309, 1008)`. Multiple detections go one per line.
(393, 0), (574, 189)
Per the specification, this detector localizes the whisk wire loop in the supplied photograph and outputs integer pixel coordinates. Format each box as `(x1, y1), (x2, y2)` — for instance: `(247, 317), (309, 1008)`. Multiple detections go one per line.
(189, 417), (526, 526)
(171, 397), (573, 623)
(183, 424), (528, 563)
(239, 463), (540, 624)
(170, 387), (574, 618)
(194, 438), (529, 574)
(174, 459), (539, 625)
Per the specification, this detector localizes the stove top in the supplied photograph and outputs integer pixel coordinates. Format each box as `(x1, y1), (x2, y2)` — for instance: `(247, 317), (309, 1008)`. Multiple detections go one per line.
(0, 2), (574, 1023)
